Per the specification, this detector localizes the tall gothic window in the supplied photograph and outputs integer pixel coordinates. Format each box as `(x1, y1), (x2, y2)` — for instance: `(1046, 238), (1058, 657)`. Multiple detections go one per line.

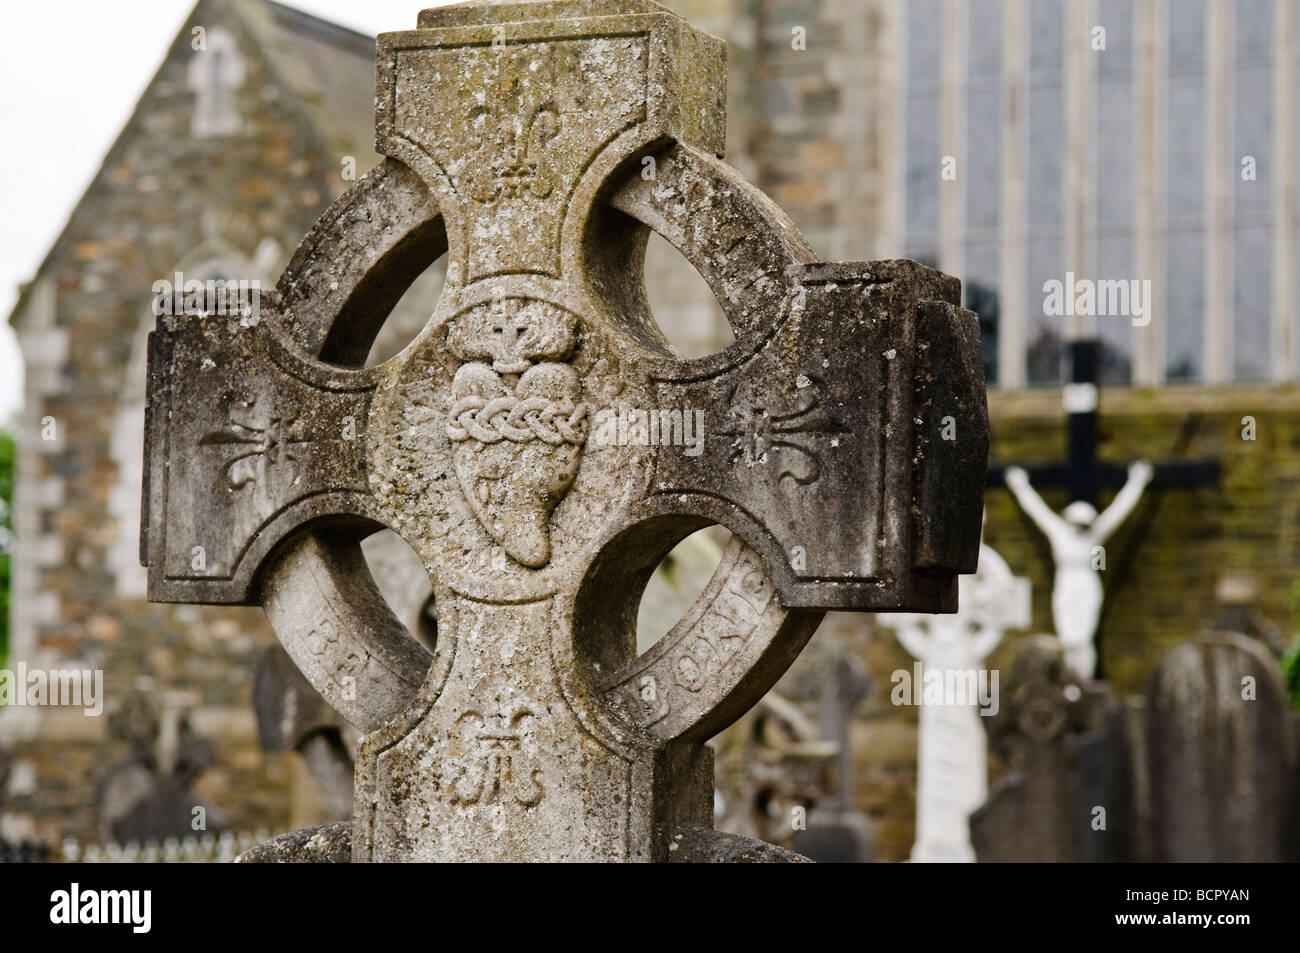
(187, 27), (245, 137)
(1231, 0), (1274, 381)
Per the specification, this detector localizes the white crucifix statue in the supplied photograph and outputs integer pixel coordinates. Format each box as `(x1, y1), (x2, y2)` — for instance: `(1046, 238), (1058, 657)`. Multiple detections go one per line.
(881, 540), (1030, 863)
(990, 340), (1202, 681)
(1004, 459), (1151, 680)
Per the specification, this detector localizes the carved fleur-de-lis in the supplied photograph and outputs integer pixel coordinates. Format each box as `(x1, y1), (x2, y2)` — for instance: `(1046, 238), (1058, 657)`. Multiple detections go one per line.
(198, 395), (311, 489)
(468, 96), (561, 205)
(716, 375), (848, 486)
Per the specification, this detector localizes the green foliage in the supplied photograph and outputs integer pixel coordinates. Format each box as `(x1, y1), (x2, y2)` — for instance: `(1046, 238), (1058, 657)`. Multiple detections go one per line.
(1284, 582), (1300, 710)
(1283, 638), (1300, 711)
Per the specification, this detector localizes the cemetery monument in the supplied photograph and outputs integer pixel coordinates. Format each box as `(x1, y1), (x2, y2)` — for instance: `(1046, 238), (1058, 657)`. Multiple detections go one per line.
(880, 539), (1030, 862)
(141, 0), (988, 861)
(1005, 461), (1151, 679)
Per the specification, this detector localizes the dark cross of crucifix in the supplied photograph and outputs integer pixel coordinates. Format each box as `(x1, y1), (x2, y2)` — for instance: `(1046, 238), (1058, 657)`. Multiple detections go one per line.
(987, 339), (1218, 504)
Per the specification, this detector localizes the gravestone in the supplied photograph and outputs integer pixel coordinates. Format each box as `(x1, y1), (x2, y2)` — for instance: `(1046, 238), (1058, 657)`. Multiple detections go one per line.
(712, 690), (835, 848)
(143, 0), (988, 861)
(879, 541), (1029, 862)
(95, 694), (226, 844)
(1146, 632), (1295, 862)
(254, 645), (355, 823)
(970, 636), (1133, 862)
(788, 644), (874, 862)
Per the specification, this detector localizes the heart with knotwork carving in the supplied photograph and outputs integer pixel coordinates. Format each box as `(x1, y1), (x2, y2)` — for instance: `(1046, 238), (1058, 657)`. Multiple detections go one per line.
(446, 360), (588, 567)
(442, 294), (588, 567)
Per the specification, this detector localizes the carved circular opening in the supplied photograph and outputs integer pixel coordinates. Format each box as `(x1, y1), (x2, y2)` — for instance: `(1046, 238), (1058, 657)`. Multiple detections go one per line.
(573, 514), (715, 680)
(635, 526), (729, 655)
(574, 511), (820, 745)
(259, 520), (435, 734)
(594, 143), (816, 376)
(360, 529), (439, 653)
(276, 158), (448, 368)
(641, 231), (733, 359)
(257, 158), (449, 733)
(362, 256), (448, 366)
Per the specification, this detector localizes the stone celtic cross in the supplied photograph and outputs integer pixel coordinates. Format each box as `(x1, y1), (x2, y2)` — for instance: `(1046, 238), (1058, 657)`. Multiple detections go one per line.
(143, 0), (988, 861)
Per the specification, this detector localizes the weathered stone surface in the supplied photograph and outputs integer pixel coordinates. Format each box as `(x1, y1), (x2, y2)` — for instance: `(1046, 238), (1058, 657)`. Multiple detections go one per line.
(232, 819), (807, 863)
(971, 636), (1133, 862)
(234, 822), (353, 863)
(1146, 632), (1295, 862)
(666, 827), (811, 863)
(144, 0), (987, 861)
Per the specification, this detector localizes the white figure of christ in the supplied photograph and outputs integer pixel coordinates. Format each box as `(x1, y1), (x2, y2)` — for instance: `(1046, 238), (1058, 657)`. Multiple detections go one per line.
(1003, 460), (1153, 679)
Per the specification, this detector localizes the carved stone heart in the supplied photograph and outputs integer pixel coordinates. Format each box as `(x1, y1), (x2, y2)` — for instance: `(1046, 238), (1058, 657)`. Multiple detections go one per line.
(447, 361), (587, 567)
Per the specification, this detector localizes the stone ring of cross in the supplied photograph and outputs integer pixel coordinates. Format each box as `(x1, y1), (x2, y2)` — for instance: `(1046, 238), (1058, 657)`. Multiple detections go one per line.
(143, 0), (988, 861)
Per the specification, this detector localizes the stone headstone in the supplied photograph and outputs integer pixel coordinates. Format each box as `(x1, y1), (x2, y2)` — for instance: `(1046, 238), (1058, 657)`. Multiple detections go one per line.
(236, 822), (354, 864)
(788, 644), (874, 862)
(879, 541), (1029, 862)
(970, 636), (1133, 862)
(253, 645), (355, 822)
(143, 0), (987, 861)
(1146, 632), (1296, 862)
(712, 690), (837, 848)
(95, 694), (226, 844)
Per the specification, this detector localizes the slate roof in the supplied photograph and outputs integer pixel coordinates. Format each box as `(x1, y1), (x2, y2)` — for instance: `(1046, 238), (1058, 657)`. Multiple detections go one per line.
(242, 0), (380, 165)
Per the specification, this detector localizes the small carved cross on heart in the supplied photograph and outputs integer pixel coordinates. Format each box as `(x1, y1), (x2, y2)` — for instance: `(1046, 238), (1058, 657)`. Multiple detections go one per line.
(486, 296), (531, 371)
(143, 0), (988, 862)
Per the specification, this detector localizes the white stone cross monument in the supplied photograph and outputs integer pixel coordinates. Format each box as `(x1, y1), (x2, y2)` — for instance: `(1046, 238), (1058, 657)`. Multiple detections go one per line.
(881, 541), (1029, 863)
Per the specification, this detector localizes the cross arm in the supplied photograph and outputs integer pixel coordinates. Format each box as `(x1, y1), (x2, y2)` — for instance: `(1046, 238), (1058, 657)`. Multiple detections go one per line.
(636, 259), (989, 613)
(570, 148), (991, 750)
(141, 307), (383, 605)
(987, 462), (1217, 494)
(893, 619), (934, 660)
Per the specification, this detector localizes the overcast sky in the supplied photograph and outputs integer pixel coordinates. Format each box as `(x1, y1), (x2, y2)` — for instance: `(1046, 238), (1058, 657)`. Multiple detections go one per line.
(0, 0), (458, 422)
